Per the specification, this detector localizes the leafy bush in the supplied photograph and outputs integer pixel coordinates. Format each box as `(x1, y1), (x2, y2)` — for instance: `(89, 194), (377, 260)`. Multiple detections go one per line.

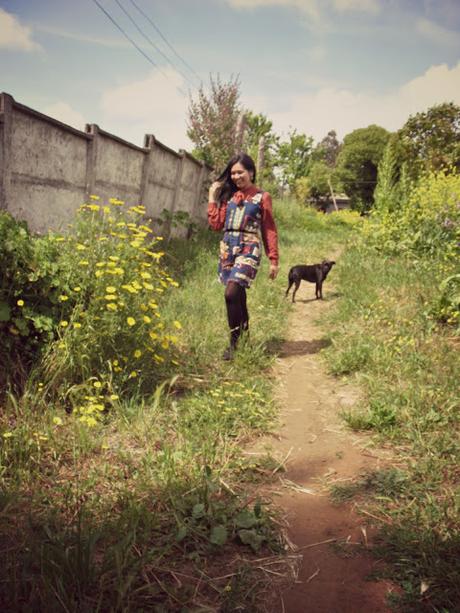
(0, 212), (63, 390)
(365, 169), (460, 259)
(364, 169), (460, 328)
(0, 199), (181, 406)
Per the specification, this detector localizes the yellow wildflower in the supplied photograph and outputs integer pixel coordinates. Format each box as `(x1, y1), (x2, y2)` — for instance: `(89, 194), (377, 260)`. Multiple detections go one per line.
(106, 303), (117, 311)
(127, 317), (136, 326)
(58, 295), (69, 302)
(53, 416), (63, 426)
(60, 321), (68, 327)
(173, 320), (182, 329)
(17, 299), (24, 307)
(106, 286), (117, 293)
(134, 349), (142, 358)
(143, 315), (151, 324)
(93, 381), (102, 389)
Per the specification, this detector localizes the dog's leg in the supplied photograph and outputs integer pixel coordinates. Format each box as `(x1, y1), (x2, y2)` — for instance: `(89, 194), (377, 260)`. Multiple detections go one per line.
(285, 279), (294, 298)
(292, 280), (301, 303)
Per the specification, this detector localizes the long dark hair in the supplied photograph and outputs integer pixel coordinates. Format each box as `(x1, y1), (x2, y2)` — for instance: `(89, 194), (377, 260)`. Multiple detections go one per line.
(216, 153), (257, 203)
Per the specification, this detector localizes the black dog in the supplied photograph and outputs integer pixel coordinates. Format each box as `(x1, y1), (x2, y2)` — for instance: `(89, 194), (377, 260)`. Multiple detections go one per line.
(285, 260), (336, 302)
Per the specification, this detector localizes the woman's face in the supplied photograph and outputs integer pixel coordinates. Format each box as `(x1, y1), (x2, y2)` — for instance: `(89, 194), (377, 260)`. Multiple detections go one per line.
(231, 162), (253, 190)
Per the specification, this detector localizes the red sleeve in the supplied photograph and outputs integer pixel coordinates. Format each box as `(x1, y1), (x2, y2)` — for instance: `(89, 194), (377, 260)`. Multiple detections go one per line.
(260, 192), (279, 265)
(207, 201), (227, 231)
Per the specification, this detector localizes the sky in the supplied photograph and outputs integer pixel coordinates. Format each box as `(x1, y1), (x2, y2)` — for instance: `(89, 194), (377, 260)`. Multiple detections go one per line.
(1, 0), (459, 153)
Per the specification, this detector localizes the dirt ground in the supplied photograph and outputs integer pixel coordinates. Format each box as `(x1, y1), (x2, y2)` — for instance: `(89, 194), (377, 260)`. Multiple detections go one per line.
(251, 281), (396, 612)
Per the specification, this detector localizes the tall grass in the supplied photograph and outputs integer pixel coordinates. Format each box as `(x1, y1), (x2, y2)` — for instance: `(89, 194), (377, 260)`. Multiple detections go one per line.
(0, 199), (355, 611)
(323, 246), (460, 611)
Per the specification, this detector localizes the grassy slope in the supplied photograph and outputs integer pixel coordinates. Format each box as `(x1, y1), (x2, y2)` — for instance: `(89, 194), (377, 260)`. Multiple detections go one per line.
(1, 200), (457, 611)
(323, 247), (460, 612)
(0, 201), (350, 612)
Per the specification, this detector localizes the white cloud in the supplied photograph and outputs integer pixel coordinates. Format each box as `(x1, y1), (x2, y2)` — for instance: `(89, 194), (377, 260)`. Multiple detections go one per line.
(415, 18), (459, 48)
(35, 25), (131, 49)
(100, 70), (190, 150)
(243, 61), (460, 142)
(333, 0), (379, 12)
(226, 0), (380, 21)
(227, 0), (320, 21)
(0, 8), (40, 51)
(43, 102), (87, 131)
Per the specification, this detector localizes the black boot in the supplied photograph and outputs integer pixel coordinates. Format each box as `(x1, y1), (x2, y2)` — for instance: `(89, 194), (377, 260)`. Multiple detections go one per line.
(222, 327), (240, 361)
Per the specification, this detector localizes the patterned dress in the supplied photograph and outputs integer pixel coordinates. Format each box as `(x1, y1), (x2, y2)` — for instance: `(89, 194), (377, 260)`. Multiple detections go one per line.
(208, 187), (279, 288)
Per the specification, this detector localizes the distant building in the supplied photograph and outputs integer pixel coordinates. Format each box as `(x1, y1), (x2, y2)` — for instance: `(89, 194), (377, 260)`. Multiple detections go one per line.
(311, 193), (351, 214)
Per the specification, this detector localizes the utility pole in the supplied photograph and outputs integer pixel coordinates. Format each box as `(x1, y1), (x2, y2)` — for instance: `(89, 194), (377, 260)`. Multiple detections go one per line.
(257, 135), (266, 184)
(234, 112), (246, 154)
(328, 177), (339, 212)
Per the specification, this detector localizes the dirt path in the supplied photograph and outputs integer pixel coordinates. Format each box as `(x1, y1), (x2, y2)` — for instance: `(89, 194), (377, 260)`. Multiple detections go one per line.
(252, 282), (394, 612)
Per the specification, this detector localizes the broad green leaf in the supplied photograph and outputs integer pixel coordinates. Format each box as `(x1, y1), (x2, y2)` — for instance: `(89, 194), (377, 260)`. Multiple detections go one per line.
(210, 525), (228, 546)
(238, 529), (265, 552)
(192, 503), (205, 519)
(235, 510), (257, 529)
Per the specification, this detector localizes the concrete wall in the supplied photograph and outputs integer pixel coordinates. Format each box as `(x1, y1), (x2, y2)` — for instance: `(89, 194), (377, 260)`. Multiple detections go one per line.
(0, 93), (211, 236)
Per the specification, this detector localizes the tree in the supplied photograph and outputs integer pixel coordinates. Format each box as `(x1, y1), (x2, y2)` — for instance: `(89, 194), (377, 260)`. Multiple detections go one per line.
(395, 102), (460, 181)
(187, 75), (241, 171)
(243, 111), (279, 186)
(275, 130), (314, 190)
(313, 130), (341, 167)
(335, 125), (390, 213)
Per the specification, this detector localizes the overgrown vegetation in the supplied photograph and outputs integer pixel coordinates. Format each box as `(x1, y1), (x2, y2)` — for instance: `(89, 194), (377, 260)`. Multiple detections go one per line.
(323, 168), (460, 611)
(2, 168), (458, 610)
(0, 198), (355, 611)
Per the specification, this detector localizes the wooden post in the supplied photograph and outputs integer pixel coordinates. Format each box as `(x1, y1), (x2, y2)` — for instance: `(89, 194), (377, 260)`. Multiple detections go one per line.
(166, 149), (186, 239)
(140, 133), (155, 209)
(85, 123), (99, 199)
(0, 93), (14, 211)
(235, 112), (246, 154)
(328, 177), (339, 212)
(257, 135), (266, 185)
(193, 161), (206, 218)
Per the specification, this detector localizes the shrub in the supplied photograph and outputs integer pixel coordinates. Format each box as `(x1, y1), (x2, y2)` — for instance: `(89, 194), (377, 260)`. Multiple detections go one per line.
(365, 169), (460, 259)
(0, 199), (181, 406)
(0, 212), (63, 390)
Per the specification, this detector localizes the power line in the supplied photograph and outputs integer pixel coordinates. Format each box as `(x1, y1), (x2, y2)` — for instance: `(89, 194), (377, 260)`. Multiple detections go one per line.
(129, 0), (202, 86)
(91, 0), (186, 96)
(113, 0), (196, 90)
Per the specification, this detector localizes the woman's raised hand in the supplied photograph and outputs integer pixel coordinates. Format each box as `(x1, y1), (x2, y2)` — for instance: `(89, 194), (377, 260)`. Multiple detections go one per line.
(209, 181), (222, 202)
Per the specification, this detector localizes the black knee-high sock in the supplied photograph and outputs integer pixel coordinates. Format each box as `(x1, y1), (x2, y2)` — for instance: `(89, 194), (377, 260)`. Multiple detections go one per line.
(240, 286), (249, 331)
(224, 282), (246, 347)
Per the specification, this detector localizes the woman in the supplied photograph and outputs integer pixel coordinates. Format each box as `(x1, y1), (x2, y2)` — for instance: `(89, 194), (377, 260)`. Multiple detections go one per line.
(208, 153), (279, 360)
